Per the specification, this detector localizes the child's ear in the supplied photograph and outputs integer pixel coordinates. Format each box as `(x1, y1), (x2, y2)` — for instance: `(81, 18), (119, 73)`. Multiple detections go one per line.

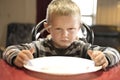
(44, 22), (50, 33)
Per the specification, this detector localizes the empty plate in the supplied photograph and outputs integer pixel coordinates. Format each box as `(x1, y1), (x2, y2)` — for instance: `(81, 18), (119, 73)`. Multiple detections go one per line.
(24, 56), (102, 75)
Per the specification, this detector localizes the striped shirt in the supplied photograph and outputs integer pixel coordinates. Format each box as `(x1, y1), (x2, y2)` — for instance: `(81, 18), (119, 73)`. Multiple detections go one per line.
(3, 38), (120, 67)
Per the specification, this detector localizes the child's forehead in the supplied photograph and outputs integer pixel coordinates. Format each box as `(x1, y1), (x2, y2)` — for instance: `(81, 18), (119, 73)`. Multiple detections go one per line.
(50, 15), (80, 24)
(50, 22), (80, 29)
(50, 19), (80, 28)
(49, 24), (77, 29)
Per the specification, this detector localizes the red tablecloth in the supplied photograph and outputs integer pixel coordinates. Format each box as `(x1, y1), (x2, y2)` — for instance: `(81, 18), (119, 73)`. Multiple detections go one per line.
(0, 59), (120, 80)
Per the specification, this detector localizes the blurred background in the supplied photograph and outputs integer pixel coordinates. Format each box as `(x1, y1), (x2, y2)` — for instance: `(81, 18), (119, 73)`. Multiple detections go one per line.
(0, 0), (120, 57)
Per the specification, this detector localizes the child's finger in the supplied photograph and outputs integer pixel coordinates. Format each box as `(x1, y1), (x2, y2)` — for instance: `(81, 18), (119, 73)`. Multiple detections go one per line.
(29, 48), (35, 54)
(87, 50), (94, 59)
(22, 49), (34, 60)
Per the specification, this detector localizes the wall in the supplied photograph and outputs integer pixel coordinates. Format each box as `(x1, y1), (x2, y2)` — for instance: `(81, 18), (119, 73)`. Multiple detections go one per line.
(96, 0), (120, 26)
(0, 0), (36, 47)
(1, 0), (120, 47)
(36, 0), (51, 23)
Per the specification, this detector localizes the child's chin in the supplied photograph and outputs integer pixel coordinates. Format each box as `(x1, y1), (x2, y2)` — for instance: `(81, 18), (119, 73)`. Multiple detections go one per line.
(59, 44), (71, 48)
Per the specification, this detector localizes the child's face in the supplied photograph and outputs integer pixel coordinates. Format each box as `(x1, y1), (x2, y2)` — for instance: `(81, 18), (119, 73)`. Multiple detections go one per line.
(46, 15), (80, 48)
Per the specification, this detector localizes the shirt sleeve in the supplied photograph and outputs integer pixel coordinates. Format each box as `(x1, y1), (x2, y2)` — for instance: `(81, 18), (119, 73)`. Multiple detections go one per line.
(2, 39), (45, 65)
(3, 43), (37, 65)
(3, 45), (21, 65)
(89, 45), (120, 67)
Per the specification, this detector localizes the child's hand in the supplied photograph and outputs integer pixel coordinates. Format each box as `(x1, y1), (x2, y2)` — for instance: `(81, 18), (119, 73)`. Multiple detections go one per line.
(14, 48), (34, 67)
(87, 50), (108, 69)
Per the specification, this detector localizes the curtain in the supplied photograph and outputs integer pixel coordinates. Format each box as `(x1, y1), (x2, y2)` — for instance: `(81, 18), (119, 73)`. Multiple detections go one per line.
(36, 0), (52, 23)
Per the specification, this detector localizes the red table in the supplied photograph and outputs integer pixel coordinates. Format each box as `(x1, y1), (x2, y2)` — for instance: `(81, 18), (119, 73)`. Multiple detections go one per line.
(0, 59), (120, 80)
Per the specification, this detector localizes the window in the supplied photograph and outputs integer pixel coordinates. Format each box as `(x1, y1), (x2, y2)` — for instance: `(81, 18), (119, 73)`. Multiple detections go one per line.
(72, 0), (97, 25)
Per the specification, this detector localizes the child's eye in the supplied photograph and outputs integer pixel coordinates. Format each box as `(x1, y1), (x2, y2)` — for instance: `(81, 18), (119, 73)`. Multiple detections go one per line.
(68, 28), (75, 31)
(54, 28), (62, 32)
(55, 28), (61, 30)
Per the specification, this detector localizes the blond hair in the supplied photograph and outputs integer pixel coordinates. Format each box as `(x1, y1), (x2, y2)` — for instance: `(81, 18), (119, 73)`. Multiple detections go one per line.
(46, 0), (81, 24)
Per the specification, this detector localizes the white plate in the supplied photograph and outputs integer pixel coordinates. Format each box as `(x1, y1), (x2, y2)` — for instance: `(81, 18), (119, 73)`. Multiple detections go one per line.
(24, 56), (102, 75)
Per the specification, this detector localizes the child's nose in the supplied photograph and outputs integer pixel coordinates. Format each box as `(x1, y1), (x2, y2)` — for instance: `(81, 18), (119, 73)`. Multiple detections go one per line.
(62, 30), (69, 37)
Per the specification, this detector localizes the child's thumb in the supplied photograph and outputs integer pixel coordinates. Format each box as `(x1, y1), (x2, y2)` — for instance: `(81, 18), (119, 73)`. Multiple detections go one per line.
(29, 48), (35, 54)
(87, 50), (93, 59)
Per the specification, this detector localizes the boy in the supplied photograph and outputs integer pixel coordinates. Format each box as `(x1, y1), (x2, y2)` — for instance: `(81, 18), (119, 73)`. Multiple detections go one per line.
(3, 0), (120, 69)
